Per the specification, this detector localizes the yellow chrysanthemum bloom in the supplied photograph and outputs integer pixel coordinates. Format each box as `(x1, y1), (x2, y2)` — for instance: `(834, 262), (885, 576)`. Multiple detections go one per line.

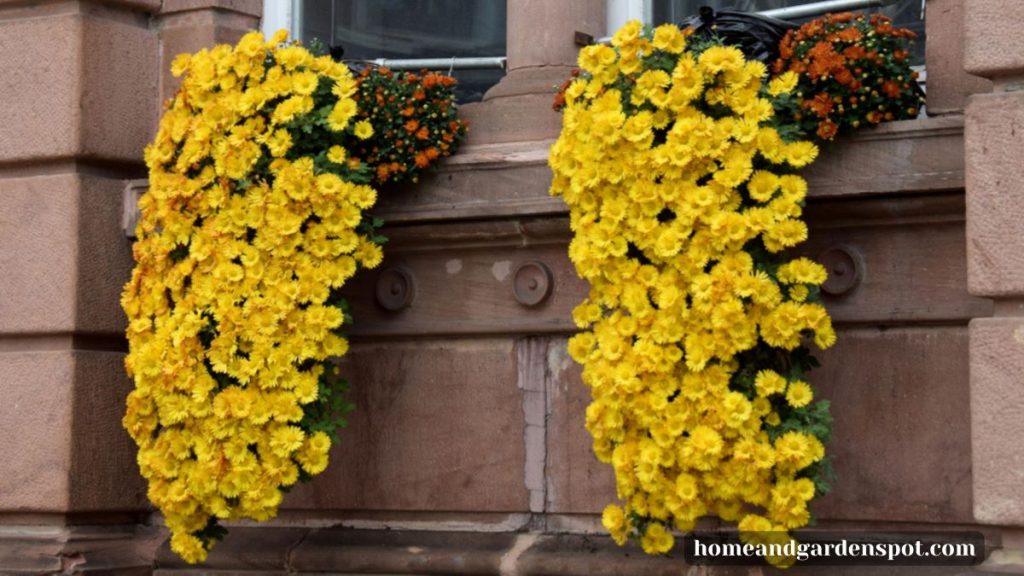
(353, 119), (375, 140)
(785, 381), (814, 408)
(768, 70), (799, 96)
(550, 21), (836, 560)
(124, 30), (385, 564)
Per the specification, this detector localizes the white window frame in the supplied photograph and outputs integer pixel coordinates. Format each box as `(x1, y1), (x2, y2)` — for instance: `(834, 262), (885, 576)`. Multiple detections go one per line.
(607, 0), (653, 37)
(606, 0), (924, 33)
(260, 0), (506, 71)
(261, 0), (300, 40)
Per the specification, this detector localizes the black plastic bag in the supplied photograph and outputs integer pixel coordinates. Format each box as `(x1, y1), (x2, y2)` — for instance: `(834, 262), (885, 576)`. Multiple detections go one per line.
(681, 6), (796, 65)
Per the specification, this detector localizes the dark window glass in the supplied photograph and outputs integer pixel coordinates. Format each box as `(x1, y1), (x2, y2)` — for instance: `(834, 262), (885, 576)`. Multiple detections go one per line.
(299, 0), (507, 102)
(652, 0), (925, 65)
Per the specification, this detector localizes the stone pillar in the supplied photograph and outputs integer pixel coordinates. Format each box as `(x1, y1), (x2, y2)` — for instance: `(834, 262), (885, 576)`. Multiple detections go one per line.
(964, 0), (1024, 571)
(461, 0), (605, 145)
(0, 1), (160, 573)
(0, 1), (261, 572)
(924, 0), (991, 115)
(155, 0), (262, 101)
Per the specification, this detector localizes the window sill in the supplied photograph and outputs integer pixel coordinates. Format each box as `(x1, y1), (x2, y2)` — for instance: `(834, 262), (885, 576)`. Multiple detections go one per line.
(372, 114), (966, 225)
(123, 116), (964, 237)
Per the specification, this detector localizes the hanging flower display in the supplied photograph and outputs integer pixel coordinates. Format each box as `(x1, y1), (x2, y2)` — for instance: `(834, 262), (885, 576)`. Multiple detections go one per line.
(549, 20), (837, 565)
(773, 12), (925, 141)
(345, 66), (468, 185)
(120, 28), (470, 563)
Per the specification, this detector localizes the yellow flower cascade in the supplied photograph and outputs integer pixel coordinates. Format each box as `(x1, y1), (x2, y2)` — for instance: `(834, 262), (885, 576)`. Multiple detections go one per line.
(549, 21), (838, 557)
(121, 31), (383, 563)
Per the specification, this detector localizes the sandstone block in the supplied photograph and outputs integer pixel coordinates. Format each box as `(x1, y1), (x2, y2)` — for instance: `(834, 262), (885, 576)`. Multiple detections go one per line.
(925, 0), (992, 114)
(0, 10), (156, 163)
(970, 317), (1024, 526)
(964, 0), (1024, 78)
(965, 91), (1024, 297)
(0, 174), (133, 336)
(285, 339), (530, 512)
(810, 326), (973, 523)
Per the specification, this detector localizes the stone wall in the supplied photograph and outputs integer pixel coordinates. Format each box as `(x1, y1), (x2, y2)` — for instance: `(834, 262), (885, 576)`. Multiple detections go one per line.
(0, 1), (158, 573)
(1, 0), (1022, 574)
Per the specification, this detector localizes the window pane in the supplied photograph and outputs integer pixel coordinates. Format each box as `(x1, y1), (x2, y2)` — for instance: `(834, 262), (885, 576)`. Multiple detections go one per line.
(652, 0), (925, 65)
(299, 0), (507, 102)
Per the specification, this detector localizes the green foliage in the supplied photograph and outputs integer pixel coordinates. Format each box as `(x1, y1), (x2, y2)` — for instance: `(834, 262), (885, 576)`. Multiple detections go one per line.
(195, 517), (229, 550)
(342, 66), (468, 186)
(772, 12), (925, 142)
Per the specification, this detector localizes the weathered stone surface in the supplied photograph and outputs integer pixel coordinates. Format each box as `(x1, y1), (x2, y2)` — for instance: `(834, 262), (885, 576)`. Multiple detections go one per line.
(0, 9), (156, 164)
(339, 194), (987, 339)
(0, 174), (79, 334)
(285, 339), (529, 512)
(160, 0), (261, 16)
(0, 174), (133, 336)
(515, 533), (694, 576)
(970, 317), (1024, 526)
(464, 0), (602, 146)
(965, 91), (1024, 297)
(157, 9), (260, 101)
(925, 0), (992, 114)
(338, 224), (587, 338)
(0, 350), (145, 513)
(545, 338), (616, 514)
(505, 0), (603, 71)
(519, 338), (549, 513)
(800, 116), (965, 197)
(0, 12), (77, 163)
(69, 351), (148, 513)
(799, 194), (991, 325)
(77, 177), (137, 336)
(374, 140), (559, 222)
(462, 94), (565, 146)
(810, 327), (974, 524)
(0, 351), (74, 511)
(80, 13), (159, 163)
(153, 527), (710, 575)
(156, 526), (305, 572)
(292, 529), (516, 574)
(964, 0), (1024, 78)
(0, 523), (161, 575)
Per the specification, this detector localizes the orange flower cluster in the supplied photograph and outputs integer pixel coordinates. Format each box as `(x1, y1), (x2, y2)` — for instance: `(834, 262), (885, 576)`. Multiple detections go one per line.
(773, 12), (924, 141)
(346, 66), (467, 185)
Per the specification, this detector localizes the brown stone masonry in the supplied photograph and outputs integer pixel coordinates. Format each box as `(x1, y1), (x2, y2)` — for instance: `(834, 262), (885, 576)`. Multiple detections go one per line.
(2, 0), (1023, 574)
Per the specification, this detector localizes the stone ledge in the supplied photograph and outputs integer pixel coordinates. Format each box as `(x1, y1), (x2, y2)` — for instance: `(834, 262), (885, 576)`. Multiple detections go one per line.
(123, 116), (966, 234)
(149, 523), (1016, 575)
(153, 526), (688, 575)
(0, 523), (161, 575)
(338, 193), (986, 339)
(801, 115), (965, 198)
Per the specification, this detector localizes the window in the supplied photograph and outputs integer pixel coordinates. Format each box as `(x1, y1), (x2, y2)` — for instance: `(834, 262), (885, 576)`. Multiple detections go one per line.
(296, 0), (507, 102)
(651, 0), (926, 65)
